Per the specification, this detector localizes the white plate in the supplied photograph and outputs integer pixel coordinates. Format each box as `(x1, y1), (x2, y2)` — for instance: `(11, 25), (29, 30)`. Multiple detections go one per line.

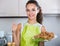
(33, 35), (57, 42)
(44, 35), (57, 42)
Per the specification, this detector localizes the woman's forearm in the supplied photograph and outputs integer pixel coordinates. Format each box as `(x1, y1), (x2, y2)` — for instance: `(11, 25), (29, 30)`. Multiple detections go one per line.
(12, 23), (21, 46)
(12, 32), (19, 46)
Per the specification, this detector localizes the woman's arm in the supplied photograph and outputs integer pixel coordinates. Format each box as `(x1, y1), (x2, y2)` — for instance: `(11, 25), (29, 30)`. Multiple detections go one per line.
(38, 25), (46, 46)
(41, 25), (46, 32)
(12, 31), (18, 46)
(12, 24), (17, 42)
(12, 23), (21, 46)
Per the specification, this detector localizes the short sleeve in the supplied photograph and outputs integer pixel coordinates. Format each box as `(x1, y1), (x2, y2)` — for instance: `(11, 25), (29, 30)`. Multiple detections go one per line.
(38, 24), (43, 32)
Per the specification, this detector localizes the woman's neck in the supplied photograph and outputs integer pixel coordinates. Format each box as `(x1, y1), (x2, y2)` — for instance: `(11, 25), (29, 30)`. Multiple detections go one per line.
(28, 19), (37, 24)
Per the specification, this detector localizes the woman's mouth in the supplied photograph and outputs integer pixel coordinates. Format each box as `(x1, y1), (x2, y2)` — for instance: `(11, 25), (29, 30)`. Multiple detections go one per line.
(29, 14), (34, 17)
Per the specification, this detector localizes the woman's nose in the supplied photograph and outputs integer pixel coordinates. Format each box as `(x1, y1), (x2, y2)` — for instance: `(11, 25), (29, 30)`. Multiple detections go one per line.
(29, 11), (33, 14)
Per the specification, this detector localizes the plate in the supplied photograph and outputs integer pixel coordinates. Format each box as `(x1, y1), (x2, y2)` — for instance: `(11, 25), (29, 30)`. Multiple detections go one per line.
(32, 38), (44, 42)
(32, 35), (57, 42)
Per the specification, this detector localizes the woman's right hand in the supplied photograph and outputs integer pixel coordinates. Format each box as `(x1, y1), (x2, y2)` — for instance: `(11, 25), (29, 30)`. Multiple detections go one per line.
(12, 24), (17, 32)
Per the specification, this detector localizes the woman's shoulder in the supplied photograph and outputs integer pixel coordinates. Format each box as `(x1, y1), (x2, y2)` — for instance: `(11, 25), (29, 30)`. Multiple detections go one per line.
(20, 22), (28, 29)
(37, 23), (42, 27)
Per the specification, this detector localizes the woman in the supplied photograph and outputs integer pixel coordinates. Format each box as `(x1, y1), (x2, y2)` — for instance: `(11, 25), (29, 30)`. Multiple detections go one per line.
(12, 0), (46, 46)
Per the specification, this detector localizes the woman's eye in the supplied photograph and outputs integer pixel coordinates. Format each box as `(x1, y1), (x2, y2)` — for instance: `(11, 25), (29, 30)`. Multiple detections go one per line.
(32, 9), (35, 11)
(26, 9), (29, 12)
(26, 9), (35, 12)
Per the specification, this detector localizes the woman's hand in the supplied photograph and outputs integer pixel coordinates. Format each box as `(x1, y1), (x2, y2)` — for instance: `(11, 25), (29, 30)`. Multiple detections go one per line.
(12, 24), (17, 32)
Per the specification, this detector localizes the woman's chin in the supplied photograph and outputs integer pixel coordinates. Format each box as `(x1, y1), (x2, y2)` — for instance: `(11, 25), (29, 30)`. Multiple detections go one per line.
(29, 17), (34, 20)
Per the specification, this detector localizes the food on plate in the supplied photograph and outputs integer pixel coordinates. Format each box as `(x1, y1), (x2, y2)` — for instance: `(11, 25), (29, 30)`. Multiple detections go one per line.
(34, 31), (54, 40)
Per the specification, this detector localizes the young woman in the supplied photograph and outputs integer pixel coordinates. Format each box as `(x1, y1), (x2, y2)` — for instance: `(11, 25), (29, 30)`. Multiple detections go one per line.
(12, 0), (46, 46)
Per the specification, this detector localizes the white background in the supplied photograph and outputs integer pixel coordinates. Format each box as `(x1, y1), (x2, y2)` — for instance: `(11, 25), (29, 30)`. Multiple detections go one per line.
(0, 0), (60, 16)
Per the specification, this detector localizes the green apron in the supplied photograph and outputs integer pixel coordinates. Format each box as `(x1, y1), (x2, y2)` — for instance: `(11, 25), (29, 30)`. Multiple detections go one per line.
(21, 23), (41, 46)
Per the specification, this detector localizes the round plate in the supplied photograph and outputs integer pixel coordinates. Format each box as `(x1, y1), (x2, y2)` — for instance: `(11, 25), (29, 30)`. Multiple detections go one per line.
(32, 35), (57, 42)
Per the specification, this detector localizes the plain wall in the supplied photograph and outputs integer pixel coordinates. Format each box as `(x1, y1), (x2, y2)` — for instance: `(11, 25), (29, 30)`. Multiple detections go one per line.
(0, 0), (60, 16)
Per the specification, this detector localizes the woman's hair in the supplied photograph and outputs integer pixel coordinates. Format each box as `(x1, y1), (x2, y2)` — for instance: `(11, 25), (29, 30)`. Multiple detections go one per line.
(26, 0), (43, 24)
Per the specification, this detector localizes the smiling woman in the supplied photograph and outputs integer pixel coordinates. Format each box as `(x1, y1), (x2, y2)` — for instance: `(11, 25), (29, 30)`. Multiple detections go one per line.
(12, 0), (46, 46)
(25, 0), (43, 24)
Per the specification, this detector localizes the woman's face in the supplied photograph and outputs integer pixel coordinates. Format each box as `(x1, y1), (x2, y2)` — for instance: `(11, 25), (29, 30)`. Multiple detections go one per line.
(26, 3), (39, 20)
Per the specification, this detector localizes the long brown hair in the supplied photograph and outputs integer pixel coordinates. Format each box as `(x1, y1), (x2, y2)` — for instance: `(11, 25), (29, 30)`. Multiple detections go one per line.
(26, 0), (43, 24)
